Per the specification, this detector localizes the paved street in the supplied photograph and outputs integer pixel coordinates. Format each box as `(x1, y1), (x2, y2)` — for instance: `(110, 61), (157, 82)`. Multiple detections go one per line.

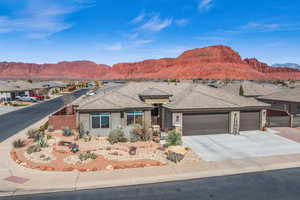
(1, 167), (300, 200)
(0, 89), (88, 143)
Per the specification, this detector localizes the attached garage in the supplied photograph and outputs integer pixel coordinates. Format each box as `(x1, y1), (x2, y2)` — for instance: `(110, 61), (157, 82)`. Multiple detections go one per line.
(239, 111), (260, 131)
(183, 113), (229, 136)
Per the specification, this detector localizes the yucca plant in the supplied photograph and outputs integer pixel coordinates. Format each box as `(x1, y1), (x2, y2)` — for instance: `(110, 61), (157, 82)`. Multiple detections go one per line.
(12, 139), (26, 148)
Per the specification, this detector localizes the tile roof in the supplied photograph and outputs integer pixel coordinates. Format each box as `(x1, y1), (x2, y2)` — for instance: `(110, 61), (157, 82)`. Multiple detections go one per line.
(257, 87), (300, 103)
(77, 82), (269, 111)
(165, 84), (268, 110)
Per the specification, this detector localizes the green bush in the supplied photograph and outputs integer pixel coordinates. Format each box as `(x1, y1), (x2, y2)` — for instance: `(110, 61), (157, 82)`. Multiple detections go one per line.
(27, 145), (42, 154)
(12, 139), (26, 148)
(166, 130), (182, 147)
(78, 152), (97, 161)
(107, 128), (127, 144)
(47, 135), (52, 140)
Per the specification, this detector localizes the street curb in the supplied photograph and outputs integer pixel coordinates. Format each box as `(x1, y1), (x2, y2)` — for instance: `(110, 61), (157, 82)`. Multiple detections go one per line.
(2, 161), (300, 197)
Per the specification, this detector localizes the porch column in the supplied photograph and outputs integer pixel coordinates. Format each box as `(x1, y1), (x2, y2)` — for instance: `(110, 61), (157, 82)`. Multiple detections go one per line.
(260, 109), (267, 130)
(229, 111), (240, 135)
(144, 110), (152, 128)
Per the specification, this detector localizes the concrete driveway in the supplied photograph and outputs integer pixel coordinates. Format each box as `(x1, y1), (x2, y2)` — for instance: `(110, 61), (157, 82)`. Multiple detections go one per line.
(183, 130), (300, 161)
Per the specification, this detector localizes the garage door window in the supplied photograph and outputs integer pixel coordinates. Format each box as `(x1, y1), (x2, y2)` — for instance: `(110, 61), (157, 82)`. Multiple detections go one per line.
(91, 112), (110, 129)
(127, 111), (144, 125)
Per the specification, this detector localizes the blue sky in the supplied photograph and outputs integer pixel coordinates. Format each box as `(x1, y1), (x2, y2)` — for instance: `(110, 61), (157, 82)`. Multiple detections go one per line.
(0, 0), (299, 65)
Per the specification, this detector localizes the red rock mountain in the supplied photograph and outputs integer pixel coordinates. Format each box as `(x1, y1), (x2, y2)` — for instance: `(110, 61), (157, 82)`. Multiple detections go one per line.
(0, 45), (299, 80)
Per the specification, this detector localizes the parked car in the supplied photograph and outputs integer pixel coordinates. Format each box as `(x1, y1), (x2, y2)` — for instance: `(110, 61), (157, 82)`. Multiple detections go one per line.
(30, 94), (44, 101)
(16, 96), (37, 102)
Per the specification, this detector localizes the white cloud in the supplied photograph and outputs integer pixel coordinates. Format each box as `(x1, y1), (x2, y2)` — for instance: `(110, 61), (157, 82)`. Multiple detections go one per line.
(175, 19), (189, 27)
(128, 32), (139, 39)
(0, 0), (91, 39)
(198, 0), (213, 10)
(131, 40), (153, 45)
(222, 22), (300, 34)
(139, 15), (172, 32)
(131, 13), (145, 23)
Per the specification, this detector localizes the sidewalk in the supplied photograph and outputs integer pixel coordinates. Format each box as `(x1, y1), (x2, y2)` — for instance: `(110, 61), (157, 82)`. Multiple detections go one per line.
(2, 119), (300, 197)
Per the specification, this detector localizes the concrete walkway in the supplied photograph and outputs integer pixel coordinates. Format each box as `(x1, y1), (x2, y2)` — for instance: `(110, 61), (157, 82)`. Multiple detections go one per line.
(2, 120), (300, 197)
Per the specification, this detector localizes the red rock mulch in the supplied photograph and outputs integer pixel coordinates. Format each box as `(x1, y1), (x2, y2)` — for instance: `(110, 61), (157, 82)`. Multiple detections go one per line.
(11, 138), (166, 172)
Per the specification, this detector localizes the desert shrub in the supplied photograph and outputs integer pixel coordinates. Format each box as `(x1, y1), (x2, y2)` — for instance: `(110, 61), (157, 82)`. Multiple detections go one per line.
(78, 152), (97, 161)
(39, 121), (49, 132)
(63, 127), (72, 137)
(34, 132), (45, 142)
(129, 125), (153, 142)
(38, 137), (48, 148)
(26, 129), (38, 139)
(12, 139), (26, 148)
(27, 145), (42, 154)
(166, 130), (182, 147)
(107, 128), (127, 144)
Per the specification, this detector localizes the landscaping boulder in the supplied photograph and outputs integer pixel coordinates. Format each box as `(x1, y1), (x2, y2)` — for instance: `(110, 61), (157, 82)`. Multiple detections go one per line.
(166, 146), (188, 163)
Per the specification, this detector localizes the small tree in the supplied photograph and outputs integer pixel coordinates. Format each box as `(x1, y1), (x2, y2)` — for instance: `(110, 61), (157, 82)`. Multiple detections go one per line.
(239, 85), (244, 96)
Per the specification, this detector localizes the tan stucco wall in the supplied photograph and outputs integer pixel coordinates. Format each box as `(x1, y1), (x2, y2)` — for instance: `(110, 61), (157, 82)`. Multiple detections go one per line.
(78, 111), (152, 137)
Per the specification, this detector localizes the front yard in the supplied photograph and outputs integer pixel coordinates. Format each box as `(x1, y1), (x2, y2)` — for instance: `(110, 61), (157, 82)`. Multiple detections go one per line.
(10, 123), (200, 172)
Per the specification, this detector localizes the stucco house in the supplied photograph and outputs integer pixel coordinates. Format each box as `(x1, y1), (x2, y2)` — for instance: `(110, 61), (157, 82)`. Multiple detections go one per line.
(0, 81), (31, 102)
(72, 82), (269, 137)
(257, 88), (300, 127)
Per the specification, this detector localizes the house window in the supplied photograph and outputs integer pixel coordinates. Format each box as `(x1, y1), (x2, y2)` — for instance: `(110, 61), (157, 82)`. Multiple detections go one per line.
(91, 112), (110, 129)
(126, 111), (144, 125)
(175, 115), (180, 123)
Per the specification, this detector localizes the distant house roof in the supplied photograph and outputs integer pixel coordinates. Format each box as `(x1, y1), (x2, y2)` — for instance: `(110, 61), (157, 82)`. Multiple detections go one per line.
(0, 81), (19, 92)
(40, 81), (67, 88)
(76, 82), (269, 112)
(8, 81), (46, 90)
(222, 81), (281, 97)
(257, 88), (300, 103)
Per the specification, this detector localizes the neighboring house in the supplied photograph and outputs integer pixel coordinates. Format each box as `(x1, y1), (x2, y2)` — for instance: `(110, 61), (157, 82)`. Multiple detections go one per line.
(9, 81), (47, 96)
(0, 81), (30, 101)
(41, 81), (67, 95)
(72, 82), (269, 137)
(257, 88), (300, 115)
